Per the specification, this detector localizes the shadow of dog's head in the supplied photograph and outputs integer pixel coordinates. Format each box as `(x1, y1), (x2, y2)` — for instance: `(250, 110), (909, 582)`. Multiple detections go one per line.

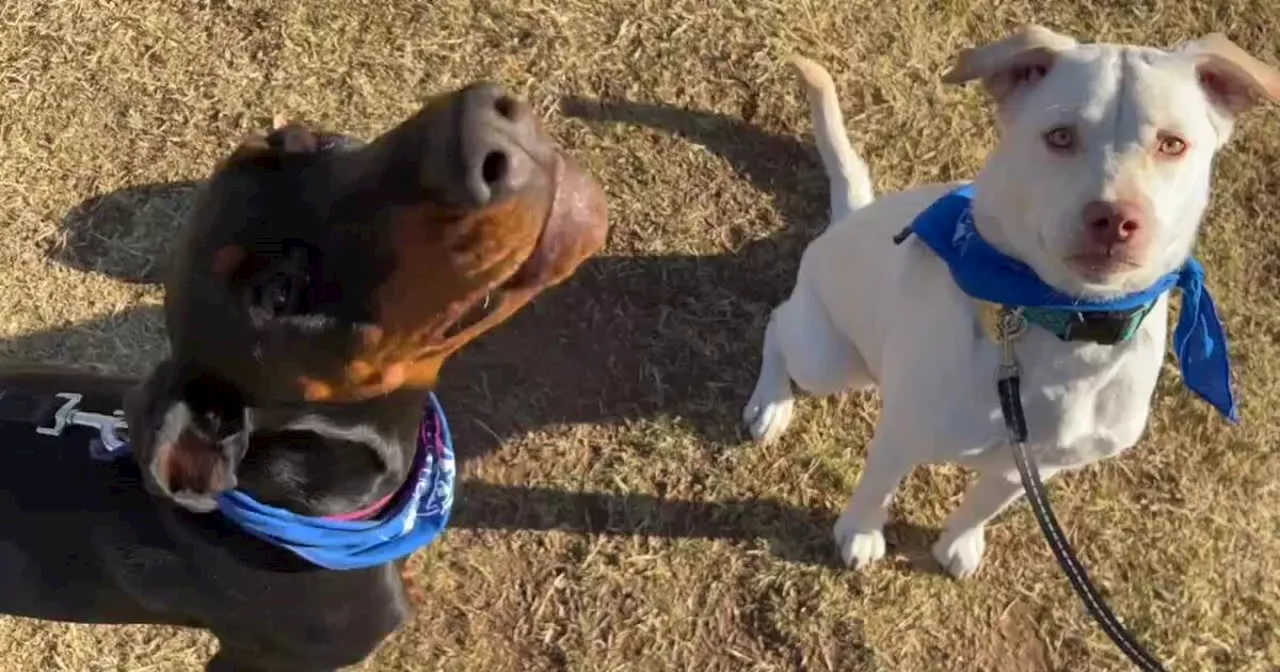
(125, 82), (609, 511)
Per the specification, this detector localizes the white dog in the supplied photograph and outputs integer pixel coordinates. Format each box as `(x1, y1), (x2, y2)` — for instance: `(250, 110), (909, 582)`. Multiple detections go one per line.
(743, 26), (1279, 579)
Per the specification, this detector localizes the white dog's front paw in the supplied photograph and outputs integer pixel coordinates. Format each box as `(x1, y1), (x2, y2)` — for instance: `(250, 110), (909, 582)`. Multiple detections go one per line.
(742, 395), (794, 445)
(833, 515), (885, 570)
(932, 528), (987, 579)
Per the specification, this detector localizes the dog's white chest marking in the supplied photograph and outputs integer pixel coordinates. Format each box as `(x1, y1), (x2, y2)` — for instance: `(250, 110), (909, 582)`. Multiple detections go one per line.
(979, 319), (1161, 468)
(886, 297), (1166, 473)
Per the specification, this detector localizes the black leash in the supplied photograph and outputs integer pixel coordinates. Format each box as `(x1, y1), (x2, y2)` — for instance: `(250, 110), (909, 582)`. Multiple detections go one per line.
(993, 308), (1170, 672)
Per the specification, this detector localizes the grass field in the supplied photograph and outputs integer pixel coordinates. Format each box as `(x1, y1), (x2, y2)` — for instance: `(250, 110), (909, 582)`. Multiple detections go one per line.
(1, 1), (1278, 670)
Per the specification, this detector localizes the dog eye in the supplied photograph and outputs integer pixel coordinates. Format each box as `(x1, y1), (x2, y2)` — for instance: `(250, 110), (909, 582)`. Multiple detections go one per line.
(251, 274), (305, 319)
(1043, 126), (1076, 152)
(259, 279), (294, 313)
(243, 247), (314, 323)
(1156, 134), (1187, 157)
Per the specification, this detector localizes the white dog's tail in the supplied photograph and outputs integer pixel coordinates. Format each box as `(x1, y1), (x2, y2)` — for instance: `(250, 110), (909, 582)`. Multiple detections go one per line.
(788, 55), (874, 223)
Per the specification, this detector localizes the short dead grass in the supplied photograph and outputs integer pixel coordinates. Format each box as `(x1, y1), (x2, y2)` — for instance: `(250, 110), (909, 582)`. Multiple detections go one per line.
(1, 0), (1278, 670)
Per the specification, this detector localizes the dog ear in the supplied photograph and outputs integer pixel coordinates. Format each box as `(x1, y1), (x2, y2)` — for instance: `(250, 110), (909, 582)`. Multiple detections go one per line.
(264, 122), (320, 154)
(124, 361), (253, 513)
(1180, 33), (1280, 116)
(224, 119), (319, 165)
(941, 25), (1079, 104)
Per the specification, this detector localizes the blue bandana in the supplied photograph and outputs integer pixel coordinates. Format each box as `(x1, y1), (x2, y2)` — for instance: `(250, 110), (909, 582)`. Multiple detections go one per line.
(900, 185), (1238, 423)
(216, 393), (456, 570)
(98, 393), (456, 571)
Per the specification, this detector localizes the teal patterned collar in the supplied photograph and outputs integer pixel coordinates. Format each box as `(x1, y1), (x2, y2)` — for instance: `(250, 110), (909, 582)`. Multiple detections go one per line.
(1022, 301), (1159, 345)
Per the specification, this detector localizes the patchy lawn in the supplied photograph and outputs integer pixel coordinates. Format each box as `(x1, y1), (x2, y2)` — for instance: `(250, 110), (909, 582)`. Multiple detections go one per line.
(0, 1), (1277, 670)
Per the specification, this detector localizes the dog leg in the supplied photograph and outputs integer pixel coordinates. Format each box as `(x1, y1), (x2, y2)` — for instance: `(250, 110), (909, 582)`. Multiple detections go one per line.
(744, 288), (870, 444)
(833, 431), (914, 569)
(931, 465), (1057, 579)
(743, 313), (795, 444)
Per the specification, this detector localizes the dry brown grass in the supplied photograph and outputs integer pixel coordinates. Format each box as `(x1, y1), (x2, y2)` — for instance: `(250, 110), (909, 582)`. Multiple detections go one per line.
(1, 0), (1278, 670)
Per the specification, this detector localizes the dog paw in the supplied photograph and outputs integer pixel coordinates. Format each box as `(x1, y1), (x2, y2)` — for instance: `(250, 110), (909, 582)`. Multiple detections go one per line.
(932, 528), (986, 579)
(833, 516), (885, 570)
(742, 396), (794, 445)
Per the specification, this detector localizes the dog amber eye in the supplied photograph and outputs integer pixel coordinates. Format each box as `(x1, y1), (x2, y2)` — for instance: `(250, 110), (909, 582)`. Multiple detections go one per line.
(1043, 126), (1076, 152)
(1157, 134), (1187, 157)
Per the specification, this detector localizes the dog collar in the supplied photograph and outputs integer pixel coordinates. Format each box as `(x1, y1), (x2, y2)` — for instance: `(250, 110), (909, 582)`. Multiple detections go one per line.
(215, 393), (456, 571)
(897, 185), (1238, 423)
(976, 300), (1158, 346)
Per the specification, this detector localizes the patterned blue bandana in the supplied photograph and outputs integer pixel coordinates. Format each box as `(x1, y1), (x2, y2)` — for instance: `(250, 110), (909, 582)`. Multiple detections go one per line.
(899, 185), (1238, 423)
(216, 393), (457, 570)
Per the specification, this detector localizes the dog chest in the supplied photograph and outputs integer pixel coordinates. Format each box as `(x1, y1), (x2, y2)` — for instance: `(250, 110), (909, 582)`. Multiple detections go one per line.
(888, 319), (1166, 470)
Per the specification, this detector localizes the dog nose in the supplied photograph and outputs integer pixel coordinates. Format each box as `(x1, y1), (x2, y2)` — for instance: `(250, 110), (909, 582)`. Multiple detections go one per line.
(457, 83), (543, 207)
(1083, 200), (1144, 246)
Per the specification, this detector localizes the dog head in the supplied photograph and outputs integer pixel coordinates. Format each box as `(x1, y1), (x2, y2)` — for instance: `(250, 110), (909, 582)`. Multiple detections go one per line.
(165, 82), (608, 404)
(945, 26), (1280, 298)
(129, 82), (608, 510)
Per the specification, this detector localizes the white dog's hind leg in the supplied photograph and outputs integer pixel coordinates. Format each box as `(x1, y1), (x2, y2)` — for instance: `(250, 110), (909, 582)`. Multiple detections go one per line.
(743, 285), (870, 444)
(833, 429), (915, 569)
(931, 465), (1057, 579)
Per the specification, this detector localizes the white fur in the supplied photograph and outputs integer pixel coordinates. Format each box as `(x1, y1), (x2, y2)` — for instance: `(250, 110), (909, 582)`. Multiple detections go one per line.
(745, 30), (1273, 578)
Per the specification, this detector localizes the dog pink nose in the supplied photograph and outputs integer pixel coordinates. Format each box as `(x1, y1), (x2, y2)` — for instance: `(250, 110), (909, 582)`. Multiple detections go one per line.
(1083, 200), (1144, 246)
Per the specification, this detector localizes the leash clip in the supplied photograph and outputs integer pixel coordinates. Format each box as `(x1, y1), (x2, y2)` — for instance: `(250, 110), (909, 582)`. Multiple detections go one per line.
(35, 392), (129, 455)
(994, 308), (1029, 445)
(994, 307), (1027, 381)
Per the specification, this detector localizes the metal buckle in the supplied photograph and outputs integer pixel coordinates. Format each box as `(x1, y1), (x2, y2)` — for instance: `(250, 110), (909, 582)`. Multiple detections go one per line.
(995, 307), (1028, 380)
(1064, 310), (1131, 345)
(35, 392), (129, 454)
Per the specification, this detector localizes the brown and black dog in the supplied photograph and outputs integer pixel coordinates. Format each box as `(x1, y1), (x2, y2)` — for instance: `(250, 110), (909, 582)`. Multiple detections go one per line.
(0, 82), (607, 670)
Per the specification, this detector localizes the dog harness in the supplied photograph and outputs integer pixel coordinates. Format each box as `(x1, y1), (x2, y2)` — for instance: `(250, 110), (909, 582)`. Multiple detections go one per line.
(894, 184), (1238, 422)
(0, 387), (455, 571)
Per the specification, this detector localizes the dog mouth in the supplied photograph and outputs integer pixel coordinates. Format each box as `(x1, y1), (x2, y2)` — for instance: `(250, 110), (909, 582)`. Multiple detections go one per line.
(436, 152), (608, 345)
(1065, 252), (1144, 281)
(443, 291), (498, 339)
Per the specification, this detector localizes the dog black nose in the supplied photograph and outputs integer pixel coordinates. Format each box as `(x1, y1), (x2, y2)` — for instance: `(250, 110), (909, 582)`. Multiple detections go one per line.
(456, 83), (545, 206)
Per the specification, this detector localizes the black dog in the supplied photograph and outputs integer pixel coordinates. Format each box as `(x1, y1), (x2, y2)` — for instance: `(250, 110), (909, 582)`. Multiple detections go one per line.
(0, 83), (608, 671)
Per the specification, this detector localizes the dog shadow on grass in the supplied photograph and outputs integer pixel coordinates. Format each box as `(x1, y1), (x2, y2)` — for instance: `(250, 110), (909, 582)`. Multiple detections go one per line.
(26, 99), (942, 571)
